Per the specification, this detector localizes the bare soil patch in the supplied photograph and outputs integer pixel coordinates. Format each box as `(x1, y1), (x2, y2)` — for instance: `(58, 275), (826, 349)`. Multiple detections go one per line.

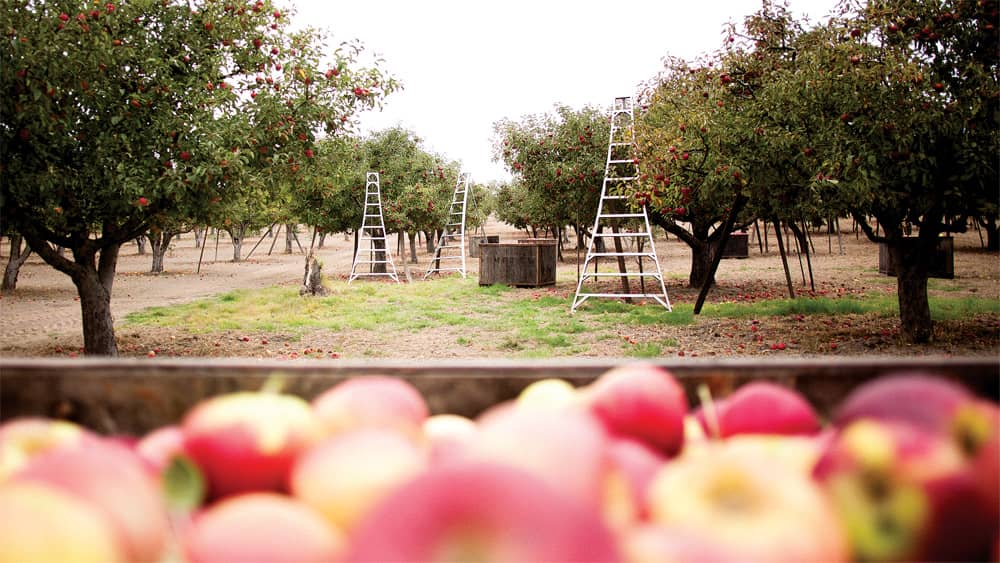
(1, 224), (997, 359)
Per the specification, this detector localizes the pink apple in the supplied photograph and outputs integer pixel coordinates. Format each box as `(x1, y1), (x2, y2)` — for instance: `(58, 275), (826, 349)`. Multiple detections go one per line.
(291, 427), (426, 531)
(311, 376), (428, 439)
(0, 481), (123, 563)
(181, 391), (322, 500)
(602, 437), (665, 529)
(182, 493), (345, 563)
(421, 413), (478, 465)
(135, 424), (187, 476)
(700, 381), (821, 438)
(649, 440), (849, 563)
(0, 417), (101, 481)
(464, 406), (609, 509)
(623, 524), (737, 563)
(834, 372), (974, 431)
(583, 363), (688, 456)
(814, 418), (996, 562)
(10, 439), (170, 563)
(346, 461), (620, 562)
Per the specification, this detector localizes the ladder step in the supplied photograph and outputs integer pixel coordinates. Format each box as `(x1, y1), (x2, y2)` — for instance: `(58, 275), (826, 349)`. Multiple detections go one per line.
(574, 292), (671, 300)
(592, 232), (652, 238)
(587, 252), (655, 257)
(605, 177), (637, 182)
(608, 159), (636, 164)
(599, 213), (645, 218)
(601, 195), (627, 200)
(581, 272), (664, 278)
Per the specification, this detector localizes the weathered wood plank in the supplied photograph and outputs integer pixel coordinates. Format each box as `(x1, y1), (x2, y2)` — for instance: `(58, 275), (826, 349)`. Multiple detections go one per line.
(1, 357), (996, 435)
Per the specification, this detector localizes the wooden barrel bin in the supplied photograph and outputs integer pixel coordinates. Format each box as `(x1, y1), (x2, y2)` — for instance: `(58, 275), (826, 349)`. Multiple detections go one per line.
(469, 235), (500, 258)
(478, 240), (557, 288)
(878, 236), (954, 279)
(1, 357), (996, 436)
(722, 231), (750, 259)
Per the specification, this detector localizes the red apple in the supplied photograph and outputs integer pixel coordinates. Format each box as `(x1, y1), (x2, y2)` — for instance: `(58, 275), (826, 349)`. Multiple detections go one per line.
(181, 391), (322, 500)
(0, 481), (123, 563)
(816, 417), (997, 561)
(290, 427), (426, 531)
(346, 461), (620, 562)
(311, 376), (428, 439)
(422, 413), (478, 465)
(834, 372), (973, 432)
(649, 440), (849, 563)
(582, 363), (688, 456)
(700, 381), (821, 438)
(182, 493), (345, 563)
(10, 439), (170, 562)
(135, 424), (187, 476)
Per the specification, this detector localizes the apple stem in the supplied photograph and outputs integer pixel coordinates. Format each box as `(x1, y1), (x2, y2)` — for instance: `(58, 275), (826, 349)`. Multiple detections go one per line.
(697, 384), (722, 440)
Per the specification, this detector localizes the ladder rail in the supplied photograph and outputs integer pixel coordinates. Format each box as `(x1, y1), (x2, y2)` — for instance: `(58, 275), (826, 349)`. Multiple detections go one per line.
(349, 172), (400, 284)
(424, 172), (471, 280)
(571, 96), (671, 312)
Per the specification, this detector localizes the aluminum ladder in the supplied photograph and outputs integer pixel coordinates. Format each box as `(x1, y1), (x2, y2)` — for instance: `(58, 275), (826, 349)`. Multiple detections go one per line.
(424, 172), (470, 279)
(571, 96), (671, 312)
(349, 172), (399, 284)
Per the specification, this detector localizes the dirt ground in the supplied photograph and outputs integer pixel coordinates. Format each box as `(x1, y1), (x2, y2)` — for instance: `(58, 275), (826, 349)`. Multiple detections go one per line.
(1, 221), (998, 359)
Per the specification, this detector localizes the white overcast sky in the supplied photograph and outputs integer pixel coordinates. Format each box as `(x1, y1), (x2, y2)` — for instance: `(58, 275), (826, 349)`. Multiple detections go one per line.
(289, 1), (840, 184)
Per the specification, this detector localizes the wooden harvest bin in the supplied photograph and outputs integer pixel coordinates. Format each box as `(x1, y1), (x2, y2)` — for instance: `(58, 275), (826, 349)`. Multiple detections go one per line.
(1, 357), (996, 436)
(722, 232), (750, 258)
(878, 236), (954, 279)
(469, 235), (500, 258)
(479, 240), (557, 287)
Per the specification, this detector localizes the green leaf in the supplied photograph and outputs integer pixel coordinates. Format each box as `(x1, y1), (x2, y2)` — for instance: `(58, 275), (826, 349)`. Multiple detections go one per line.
(163, 455), (205, 512)
(111, 115), (122, 126)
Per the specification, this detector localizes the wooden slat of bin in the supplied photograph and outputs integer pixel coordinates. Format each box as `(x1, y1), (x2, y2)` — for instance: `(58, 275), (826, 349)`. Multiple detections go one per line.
(1, 357), (996, 436)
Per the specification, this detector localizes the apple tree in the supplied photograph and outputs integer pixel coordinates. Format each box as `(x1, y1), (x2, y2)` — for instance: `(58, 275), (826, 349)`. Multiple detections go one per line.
(493, 104), (608, 254)
(786, 0), (999, 342)
(0, 0), (395, 355)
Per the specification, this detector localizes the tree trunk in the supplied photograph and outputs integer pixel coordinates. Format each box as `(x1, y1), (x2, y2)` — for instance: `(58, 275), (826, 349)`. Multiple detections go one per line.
(135, 237), (146, 255)
(231, 231), (244, 262)
(424, 230), (435, 253)
(318, 231), (327, 249)
(373, 236), (387, 274)
(148, 231), (175, 274)
(408, 232), (418, 263)
(2, 233), (32, 291)
(284, 223), (295, 254)
(688, 240), (717, 289)
(893, 239), (934, 343)
(980, 215), (999, 251)
(194, 226), (205, 248)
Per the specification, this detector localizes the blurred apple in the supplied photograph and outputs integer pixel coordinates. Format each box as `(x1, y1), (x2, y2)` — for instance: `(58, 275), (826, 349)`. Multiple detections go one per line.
(181, 391), (322, 499)
(291, 427), (426, 531)
(700, 381), (821, 438)
(422, 413), (478, 464)
(649, 440), (849, 563)
(0, 417), (100, 481)
(464, 406), (609, 508)
(135, 424), (186, 476)
(814, 418), (995, 561)
(346, 461), (620, 562)
(516, 377), (578, 410)
(182, 492), (345, 563)
(602, 437), (665, 530)
(834, 372), (974, 431)
(622, 524), (736, 563)
(0, 481), (123, 563)
(10, 439), (170, 563)
(582, 363), (688, 456)
(312, 375), (428, 438)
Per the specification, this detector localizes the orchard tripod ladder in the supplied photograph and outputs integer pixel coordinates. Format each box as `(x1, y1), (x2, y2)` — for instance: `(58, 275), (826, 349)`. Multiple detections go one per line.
(571, 96), (671, 312)
(349, 172), (399, 284)
(424, 172), (471, 279)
